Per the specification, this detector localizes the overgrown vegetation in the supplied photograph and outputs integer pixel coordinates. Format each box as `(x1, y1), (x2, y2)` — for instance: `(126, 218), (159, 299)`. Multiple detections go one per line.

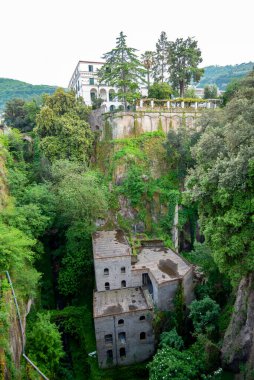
(1, 71), (253, 380)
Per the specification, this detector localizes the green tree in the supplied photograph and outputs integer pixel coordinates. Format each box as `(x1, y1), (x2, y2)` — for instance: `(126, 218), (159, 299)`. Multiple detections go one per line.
(148, 347), (199, 380)
(4, 98), (26, 129)
(55, 169), (108, 225)
(168, 37), (204, 97)
(222, 78), (241, 105)
(184, 243), (231, 305)
(148, 82), (173, 99)
(165, 127), (200, 186)
(98, 32), (146, 109)
(58, 222), (93, 296)
(141, 50), (154, 90)
(148, 334), (220, 380)
(35, 88), (93, 162)
(159, 328), (184, 350)
(186, 71), (254, 283)
(189, 297), (220, 336)
(26, 312), (64, 379)
(204, 84), (218, 99)
(184, 86), (196, 98)
(4, 98), (40, 132)
(152, 31), (170, 83)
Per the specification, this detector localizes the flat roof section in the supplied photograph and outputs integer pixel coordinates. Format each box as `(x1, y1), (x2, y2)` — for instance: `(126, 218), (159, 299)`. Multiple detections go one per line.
(92, 230), (131, 259)
(132, 247), (191, 285)
(93, 287), (152, 318)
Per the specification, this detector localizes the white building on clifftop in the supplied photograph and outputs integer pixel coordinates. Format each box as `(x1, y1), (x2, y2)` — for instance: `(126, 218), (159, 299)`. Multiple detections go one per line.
(68, 60), (148, 111)
(68, 60), (122, 111)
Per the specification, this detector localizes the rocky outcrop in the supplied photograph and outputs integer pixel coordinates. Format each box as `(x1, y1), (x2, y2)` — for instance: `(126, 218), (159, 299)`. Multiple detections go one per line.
(222, 273), (254, 378)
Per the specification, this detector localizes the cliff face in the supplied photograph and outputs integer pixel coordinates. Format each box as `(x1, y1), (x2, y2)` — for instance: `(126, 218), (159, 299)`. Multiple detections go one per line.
(222, 273), (254, 379)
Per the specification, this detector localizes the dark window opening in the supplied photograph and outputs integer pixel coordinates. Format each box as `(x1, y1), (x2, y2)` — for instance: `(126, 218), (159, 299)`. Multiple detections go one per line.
(120, 347), (126, 358)
(121, 267), (126, 273)
(106, 349), (113, 361)
(89, 65), (93, 72)
(105, 334), (113, 344)
(104, 268), (109, 276)
(140, 332), (146, 340)
(118, 332), (126, 344)
(91, 92), (96, 101)
(118, 319), (124, 325)
(139, 315), (146, 321)
(105, 282), (110, 290)
(121, 280), (126, 288)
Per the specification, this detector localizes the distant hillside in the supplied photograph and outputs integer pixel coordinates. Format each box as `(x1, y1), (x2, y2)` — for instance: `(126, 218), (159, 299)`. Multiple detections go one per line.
(0, 78), (58, 111)
(198, 62), (254, 90)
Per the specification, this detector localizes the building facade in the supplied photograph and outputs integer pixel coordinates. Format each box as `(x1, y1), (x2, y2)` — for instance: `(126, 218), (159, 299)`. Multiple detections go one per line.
(68, 60), (148, 111)
(92, 230), (194, 368)
(68, 60), (122, 111)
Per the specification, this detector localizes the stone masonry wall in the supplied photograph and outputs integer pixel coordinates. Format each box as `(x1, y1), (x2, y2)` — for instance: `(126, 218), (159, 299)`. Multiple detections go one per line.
(94, 256), (132, 292)
(95, 111), (200, 140)
(94, 309), (154, 368)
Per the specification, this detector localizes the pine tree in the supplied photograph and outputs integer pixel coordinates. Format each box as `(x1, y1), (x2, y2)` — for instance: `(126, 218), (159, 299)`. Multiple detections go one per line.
(98, 32), (146, 109)
(168, 37), (204, 97)
(152, 31), (170, 83)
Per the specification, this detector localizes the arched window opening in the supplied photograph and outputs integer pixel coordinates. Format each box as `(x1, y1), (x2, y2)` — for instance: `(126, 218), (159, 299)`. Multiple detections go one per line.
(104, 268), (109, 276)
(105, 334), (113, 344)
(118, 332), (126, 344)
(100, 88), (107, 101)
(121, 280), (126, 288)
(118, 319), (124, 325)
(105, 282), (110, 290)
(120, 347), (126, 358)
(140, 332), (146, 340)
(139, 315), (145, 321)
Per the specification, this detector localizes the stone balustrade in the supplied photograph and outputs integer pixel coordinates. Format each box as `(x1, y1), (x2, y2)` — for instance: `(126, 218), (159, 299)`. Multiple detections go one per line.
(137, 98), (221, 111)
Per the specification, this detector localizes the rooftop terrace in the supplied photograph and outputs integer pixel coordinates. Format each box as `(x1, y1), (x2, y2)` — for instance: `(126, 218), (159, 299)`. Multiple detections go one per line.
(92, 230), (131, 259)
(93, 287), (152, 318)
(132, 246), (191, 285)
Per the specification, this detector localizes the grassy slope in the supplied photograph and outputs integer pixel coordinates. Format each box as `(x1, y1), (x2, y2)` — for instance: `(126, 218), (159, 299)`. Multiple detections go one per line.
(0, 78), (58, 110)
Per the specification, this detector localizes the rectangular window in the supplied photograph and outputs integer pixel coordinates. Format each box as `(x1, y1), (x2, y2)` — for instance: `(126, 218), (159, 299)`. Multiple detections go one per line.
(89, 77), (94, 85)
(106, 349), (113, 362)
(88, 65), (93, 72)
(105, 334), (113, 344)
(121, 267), (126, 273)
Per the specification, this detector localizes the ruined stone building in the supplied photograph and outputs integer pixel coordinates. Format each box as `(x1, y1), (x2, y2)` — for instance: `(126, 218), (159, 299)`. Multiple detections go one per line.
(92, 230), (193, 368)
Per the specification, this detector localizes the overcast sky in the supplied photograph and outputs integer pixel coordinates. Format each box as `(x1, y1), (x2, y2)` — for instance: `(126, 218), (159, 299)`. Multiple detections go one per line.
(1, 0), (253, 87)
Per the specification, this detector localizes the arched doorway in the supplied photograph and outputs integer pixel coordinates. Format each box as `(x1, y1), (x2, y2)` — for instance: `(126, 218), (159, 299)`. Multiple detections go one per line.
(90, 88), (97, 101)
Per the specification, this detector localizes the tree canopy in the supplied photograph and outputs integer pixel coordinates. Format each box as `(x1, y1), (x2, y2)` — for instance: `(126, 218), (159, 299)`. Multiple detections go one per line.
(35, 88), (93, 163)
(98, 32), (146, 109)
(148, 82), (173, 99)
(186, 71), (254, 283)
(152, 31), (170, 83)
(203, 84), (218, 99)
(168, 37), (204, 97)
